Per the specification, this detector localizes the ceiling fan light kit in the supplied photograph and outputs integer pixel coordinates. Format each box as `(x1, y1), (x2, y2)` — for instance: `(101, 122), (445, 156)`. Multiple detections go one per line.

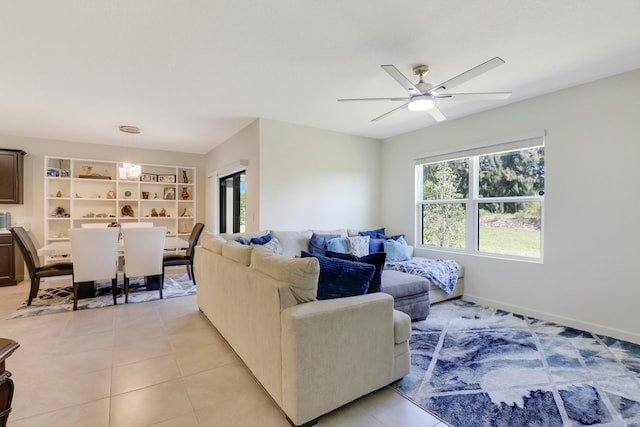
(407, 95), (435, 112)
(339, 57), (511, 122)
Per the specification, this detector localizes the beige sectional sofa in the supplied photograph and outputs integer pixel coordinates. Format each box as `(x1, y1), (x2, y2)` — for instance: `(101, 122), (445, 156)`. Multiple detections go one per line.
(194, 233), (411, 426)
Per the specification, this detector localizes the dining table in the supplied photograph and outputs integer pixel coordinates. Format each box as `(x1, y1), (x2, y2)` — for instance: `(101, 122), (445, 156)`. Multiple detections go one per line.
(37, 236), (189, 258)
(37, 236), (190, 299)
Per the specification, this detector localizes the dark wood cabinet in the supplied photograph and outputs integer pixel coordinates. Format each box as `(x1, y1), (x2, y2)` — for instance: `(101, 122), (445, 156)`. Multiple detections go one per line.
(0, 149), (26, 205)
(0, 234), (22, 287)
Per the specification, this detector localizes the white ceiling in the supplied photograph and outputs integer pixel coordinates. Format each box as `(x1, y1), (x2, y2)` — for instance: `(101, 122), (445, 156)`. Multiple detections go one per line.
(1, 1), (639, 154)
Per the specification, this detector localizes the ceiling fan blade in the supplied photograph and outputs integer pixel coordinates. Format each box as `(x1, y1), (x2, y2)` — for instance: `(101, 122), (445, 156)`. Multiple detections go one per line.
(434, 92), (512, 100)
(381, 65), (422, 96)
(427, 105), (447, 122)
(371, 101), (411, 122)
(338, 97), (411, 102)
(428, 57), (505, 94)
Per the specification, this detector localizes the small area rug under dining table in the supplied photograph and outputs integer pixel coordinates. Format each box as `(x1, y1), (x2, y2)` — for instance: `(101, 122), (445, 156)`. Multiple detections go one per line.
(9, 273), (195, 319)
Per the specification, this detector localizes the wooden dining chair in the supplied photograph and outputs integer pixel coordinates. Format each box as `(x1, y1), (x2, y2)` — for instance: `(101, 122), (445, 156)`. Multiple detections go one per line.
(68, 227), (120, 310)
(121, 227), (166, 303)
(163, 223), (204, 284)
(10, 226), (74, 306)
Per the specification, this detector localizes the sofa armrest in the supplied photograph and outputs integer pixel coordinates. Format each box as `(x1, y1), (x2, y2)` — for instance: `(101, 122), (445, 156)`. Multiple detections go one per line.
(280, 293), (397, 425)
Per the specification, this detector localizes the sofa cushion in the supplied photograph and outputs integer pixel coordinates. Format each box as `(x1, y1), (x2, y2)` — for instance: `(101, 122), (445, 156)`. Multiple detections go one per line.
(219, 230), (270, 241)
(222, 240), (254, 266)
(200, 233), (227, 254)
(251, 246), (319, 304)
(381, 269), (429, 299)
(308, 233), (340, 257)
(301, 251), (375, 300)
(326, 237), (349, 254)
(325, 250), (386, 294)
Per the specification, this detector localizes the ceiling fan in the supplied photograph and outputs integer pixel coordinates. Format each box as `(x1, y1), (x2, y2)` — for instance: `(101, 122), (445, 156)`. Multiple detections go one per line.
(338, 57), (511, 122)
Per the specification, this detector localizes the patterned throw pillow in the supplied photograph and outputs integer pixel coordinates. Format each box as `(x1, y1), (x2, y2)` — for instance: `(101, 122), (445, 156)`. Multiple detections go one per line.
(261, 237), (283, 255)
(347, 235), (370, 257)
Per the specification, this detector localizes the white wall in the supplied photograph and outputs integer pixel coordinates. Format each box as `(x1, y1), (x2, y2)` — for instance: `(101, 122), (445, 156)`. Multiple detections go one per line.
(0, 135), (206, 246)
(204, 120), (260, 233)
(259, 119), (381, 231)
(381, 69), (640, 343)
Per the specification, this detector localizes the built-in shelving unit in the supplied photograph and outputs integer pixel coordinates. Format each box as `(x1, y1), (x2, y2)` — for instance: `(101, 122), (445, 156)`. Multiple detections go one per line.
(44, 157), (196, 261)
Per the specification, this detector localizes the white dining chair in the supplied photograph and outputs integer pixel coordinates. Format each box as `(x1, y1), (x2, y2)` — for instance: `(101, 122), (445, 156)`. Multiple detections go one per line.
(68, 227), (120, 310)
(80, 223), (111, 228)
(120, 222), (153, 228)
(121, 226), (166, 303)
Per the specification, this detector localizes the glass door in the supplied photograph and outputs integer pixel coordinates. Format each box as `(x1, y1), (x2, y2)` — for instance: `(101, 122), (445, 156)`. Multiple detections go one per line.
(219, 171), (245, 233)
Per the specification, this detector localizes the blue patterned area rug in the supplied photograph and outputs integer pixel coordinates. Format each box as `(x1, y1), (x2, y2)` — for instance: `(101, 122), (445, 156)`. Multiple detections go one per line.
(9, 273), (195, 319)
(391, 300), (640, 426)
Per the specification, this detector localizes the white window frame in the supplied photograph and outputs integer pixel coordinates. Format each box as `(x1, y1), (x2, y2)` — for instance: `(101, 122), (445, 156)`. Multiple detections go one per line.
(415, 133), (545, 261)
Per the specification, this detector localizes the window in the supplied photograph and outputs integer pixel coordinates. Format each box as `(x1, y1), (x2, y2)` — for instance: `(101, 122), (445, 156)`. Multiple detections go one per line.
(417, 136), (544, 259)
(219, 171), (246, 234)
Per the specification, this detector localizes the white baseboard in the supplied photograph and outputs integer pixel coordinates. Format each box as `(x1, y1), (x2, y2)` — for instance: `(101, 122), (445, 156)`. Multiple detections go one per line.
(463, 293), (640, 345)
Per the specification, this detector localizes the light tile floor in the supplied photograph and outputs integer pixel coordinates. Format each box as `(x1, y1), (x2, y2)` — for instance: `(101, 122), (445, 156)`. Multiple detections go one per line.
(0, 274), (446, 427)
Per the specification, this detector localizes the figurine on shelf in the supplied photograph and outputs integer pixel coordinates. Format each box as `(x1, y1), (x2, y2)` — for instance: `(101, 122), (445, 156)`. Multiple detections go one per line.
(151, 208), (158, 217)
(121, 205), (134, 217)
(54, 206), (70, 218)
(107, 190), (116, 199)
(182, 170), (189, 184)
(154, 193), (159, 199)
(56, 190), (62, 198)
(181, 187), (189, 200)
(159, 208), (167, 217)
(180, 207), (192, 217)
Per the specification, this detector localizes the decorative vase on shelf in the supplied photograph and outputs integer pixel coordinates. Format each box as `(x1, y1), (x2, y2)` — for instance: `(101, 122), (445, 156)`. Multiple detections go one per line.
(181, 187), (189, 200)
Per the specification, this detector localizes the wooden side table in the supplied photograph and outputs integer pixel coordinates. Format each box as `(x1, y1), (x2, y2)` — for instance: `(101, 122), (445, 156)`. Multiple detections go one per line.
(0, 339), (19, 427)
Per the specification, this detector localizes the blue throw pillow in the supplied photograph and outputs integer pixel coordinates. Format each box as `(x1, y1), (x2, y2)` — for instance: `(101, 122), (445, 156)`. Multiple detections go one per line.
(236, 236), (250, 245)
(326, 237), (349, 254)
(325, 250), (386, 294)
(384, 236), (411, 262)
(250, 233), (272, 245)
(301, 251), (374, 300)
(308, 233), (340, 257)
(358, 227), (386, 238)
(369, 238), (386, 254)
(377, 233), (405, 241)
